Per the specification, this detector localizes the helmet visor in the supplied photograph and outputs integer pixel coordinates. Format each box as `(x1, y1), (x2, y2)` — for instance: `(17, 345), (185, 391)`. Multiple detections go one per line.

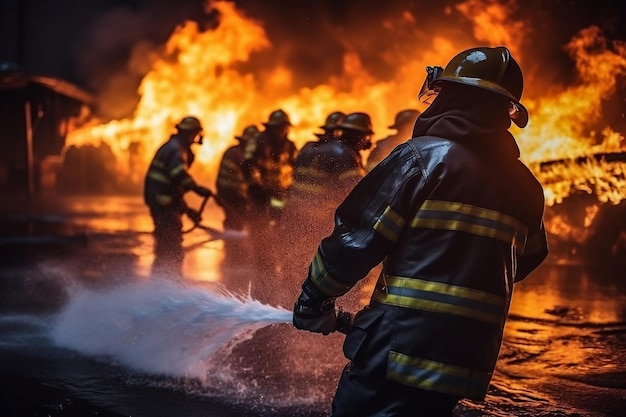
(417, 66), (444, 104)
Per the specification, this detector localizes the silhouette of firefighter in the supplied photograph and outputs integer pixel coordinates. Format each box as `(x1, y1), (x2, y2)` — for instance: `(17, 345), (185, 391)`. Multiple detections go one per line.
(216, 124), (260, 232)
(143, 116), (213, 278)
(366, 108), (420, 171)
(241, 109), (298, 229)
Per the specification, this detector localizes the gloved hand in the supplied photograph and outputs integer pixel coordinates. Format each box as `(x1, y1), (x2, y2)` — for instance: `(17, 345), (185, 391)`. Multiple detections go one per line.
(195, 185), (212, 198)
(185, 208), (202, 224)
(293, 277), (337, 335)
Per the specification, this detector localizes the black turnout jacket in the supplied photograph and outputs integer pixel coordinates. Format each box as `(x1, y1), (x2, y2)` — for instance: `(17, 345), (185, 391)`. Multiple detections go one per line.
(307, 87), (549, 400)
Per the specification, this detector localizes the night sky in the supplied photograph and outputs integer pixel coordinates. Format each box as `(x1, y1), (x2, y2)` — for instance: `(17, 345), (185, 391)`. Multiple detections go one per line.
(1, 0), (625, 121)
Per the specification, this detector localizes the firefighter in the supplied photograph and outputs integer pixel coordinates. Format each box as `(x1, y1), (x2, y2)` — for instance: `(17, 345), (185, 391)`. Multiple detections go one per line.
(216, 124), (259, 231)
(288, 111), (371, 215)
(242, 109), (298, 227)
(366, 108), (421, 171)
(289, 111), (349, 206)
(282, 111), (369, 285)
(295, 111), (346, 164)
(143, 116), (212, 278)
(292, 46), (549, 416)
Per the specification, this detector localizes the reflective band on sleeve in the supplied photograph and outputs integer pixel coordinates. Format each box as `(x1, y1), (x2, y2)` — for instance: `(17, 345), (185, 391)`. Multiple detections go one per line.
(147, 170), (171, 184)
(374, 206), (406, 242)
(387, 351), (491, 399)
(170, 164), (187, 177)
(155, 194), (172, 206)
(309, 250), (352, 297)
(372, 275), (505, 325)
(180, 177), (195, 189)
(411, 200), (527, 250)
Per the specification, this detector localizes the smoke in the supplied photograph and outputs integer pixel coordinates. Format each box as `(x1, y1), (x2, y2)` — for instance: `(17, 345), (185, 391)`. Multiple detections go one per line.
(74, 0), (209, 119)
(65, 0), (626, 123)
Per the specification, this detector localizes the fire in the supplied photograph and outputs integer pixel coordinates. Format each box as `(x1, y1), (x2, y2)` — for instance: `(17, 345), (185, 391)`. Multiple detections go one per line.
(517, 26), (626, 206)
(65, 0), (626, 210)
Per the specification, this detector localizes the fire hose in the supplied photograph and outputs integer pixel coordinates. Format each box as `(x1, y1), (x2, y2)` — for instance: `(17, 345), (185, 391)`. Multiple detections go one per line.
(182, 190), (225, 234)
(182, 192), (355, 335)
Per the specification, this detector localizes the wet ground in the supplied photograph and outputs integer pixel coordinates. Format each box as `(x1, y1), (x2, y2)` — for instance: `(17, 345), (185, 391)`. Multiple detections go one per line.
(0, 194), (625, 417)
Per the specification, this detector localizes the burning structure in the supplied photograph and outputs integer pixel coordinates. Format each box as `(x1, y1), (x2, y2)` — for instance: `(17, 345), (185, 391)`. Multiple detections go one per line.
(4, 0), (625, 262)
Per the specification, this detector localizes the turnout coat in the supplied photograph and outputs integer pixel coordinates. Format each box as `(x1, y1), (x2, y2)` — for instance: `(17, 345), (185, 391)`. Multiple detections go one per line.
(308, 105), (548, 401)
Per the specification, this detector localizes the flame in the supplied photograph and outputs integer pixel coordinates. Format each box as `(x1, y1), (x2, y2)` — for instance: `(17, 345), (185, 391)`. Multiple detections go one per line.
(65, 0), (626, 210)
(518, 27), (626, 206)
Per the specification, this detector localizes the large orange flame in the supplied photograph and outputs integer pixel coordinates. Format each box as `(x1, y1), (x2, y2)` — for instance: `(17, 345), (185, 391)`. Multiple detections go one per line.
(65, 0), (626, 209)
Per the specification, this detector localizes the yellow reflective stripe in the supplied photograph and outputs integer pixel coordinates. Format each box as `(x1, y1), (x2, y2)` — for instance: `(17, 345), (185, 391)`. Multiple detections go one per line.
(374, 206), (406, 242)
(147, 170), (171, 184)
(180, 177), (195, 189)
(170, 164), (186, 177)
(372, 275), (505, 325)
(152, 160), (165, 169)
(338, 169), (363, 180)
(387, 351), (490, 399)
(309, 250), (351, 296)
(243, 139), (257, 159)
(290, 182), (326, 195)
(411, 200), (527, 247)
(270, 197), (286, 208)
(155, 194), (172, 206)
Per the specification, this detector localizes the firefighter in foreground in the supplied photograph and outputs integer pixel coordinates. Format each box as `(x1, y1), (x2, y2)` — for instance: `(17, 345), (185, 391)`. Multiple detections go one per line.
(242, 109), (298, 228)
(292, 46), (549, 416)
(365, 108), (421, 171)
(143, 116), (213, 278)
(216, 124), (259, 231)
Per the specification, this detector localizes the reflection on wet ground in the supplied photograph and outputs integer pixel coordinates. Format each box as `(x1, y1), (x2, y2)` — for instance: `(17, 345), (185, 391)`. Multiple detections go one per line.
(0, 195), (625, 417)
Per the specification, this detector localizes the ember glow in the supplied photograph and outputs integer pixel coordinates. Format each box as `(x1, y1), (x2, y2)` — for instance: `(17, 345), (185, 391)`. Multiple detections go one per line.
(65, 0), (626, 209)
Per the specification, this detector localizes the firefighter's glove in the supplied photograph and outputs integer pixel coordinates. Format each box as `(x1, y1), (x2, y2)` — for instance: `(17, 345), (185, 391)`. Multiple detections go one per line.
(185, 208), (202, 224)
(293, 278), (337, 335)
(195, 185), (212, 198)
